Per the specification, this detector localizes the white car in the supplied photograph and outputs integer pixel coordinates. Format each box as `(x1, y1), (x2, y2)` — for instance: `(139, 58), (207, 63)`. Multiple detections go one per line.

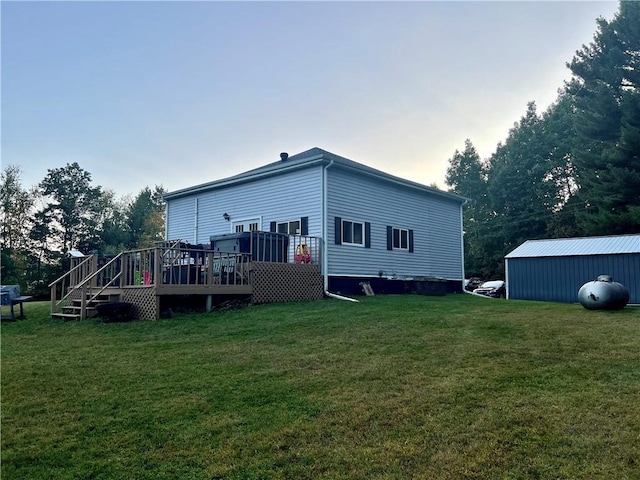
(473, 280), (506, 298)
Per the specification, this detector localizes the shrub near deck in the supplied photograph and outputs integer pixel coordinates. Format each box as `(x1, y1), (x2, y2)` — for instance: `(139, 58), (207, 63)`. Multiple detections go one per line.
(2, 297), (639, 479)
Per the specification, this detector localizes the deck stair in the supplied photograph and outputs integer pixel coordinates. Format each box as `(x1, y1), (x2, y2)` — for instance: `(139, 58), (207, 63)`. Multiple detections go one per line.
(51, 291), (122, 321)
(49, 253), (124, 321)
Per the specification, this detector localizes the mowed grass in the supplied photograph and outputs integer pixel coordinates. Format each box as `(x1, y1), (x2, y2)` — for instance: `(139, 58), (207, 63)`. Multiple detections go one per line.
(2, 295), (639, 479)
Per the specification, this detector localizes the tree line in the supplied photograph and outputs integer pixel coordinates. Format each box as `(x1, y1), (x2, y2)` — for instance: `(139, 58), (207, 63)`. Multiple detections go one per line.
(2, 2), (637, 294)
(1, 162), (165, 296)
(445, 1), (639, 280)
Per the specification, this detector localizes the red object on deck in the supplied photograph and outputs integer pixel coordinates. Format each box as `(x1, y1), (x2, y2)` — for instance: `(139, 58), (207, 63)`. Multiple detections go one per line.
(294, 244), (311, 264)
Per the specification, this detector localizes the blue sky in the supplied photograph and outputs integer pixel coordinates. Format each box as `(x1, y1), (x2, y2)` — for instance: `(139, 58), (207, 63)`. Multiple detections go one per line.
(2, 1), (619, 198)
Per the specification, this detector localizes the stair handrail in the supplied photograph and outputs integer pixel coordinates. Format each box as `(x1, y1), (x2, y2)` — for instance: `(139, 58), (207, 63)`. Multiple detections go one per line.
(50, 253), (123, 320)
(70, 253), (124, 320)
(48, 254), (95, 288)
(79, 252), (123, 293)
(86, 271), (123, 306)
(160, 239), (182, 258)
(161, 239), (188, 267)
(49, 255), (96, 315)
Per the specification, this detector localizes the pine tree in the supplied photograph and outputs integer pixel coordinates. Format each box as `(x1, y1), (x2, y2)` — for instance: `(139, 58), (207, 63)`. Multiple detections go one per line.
(445, 139), (496, 278)
(568, 1), (640, 234)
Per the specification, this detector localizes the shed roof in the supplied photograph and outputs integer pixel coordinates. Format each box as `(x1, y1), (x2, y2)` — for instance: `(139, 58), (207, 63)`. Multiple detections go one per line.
(164, 147), (466, 203)
(505, 234), (640, 259)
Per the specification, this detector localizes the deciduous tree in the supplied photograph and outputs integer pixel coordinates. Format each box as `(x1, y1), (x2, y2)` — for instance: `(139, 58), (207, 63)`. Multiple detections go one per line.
(125, 186), (166, 249)
(1, 165), (35, 284)
(37, 162), (107, 254)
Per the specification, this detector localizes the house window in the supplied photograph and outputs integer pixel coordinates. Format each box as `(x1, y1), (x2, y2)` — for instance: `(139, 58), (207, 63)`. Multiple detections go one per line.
(270, 217), (308, 235)
(387, 226), (414, 252)
(342, 220), (364, 245)
(334, 217), (370, 247)
(393, 228), (409, 250)
(277, 220), (301, 235)
(232, 218), (261, 233)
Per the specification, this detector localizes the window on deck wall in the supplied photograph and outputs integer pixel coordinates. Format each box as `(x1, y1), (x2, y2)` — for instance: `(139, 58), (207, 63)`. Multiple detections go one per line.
(270, 217), (308, 235)
(233, 219), (260, 233)
(334, 217), (371, 247)
(387, 226), (414, 252)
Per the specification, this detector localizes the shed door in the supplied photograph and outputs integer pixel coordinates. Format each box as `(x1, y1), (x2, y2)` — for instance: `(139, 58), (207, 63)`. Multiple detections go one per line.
(232, 218), (260, 233)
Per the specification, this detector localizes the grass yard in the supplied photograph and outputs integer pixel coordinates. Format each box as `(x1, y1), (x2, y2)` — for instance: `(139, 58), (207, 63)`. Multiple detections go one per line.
(2, 295), (639, 479)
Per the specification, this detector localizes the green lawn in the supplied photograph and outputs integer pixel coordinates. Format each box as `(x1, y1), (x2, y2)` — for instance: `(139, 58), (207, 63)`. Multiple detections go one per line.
(2, 295), (639, 479)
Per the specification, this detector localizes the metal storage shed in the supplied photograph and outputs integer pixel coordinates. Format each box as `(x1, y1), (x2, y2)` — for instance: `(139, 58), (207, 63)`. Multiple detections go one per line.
(505, 234), (640, 304)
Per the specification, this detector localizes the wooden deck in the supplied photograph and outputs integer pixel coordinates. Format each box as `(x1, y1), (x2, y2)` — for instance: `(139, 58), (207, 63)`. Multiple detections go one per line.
(50, 235), (323, 320)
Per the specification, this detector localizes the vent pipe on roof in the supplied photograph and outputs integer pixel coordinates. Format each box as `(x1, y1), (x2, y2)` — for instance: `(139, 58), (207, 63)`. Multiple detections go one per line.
(280, 152), (288, 161)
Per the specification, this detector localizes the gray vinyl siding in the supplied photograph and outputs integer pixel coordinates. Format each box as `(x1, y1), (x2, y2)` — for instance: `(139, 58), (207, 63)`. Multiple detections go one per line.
(506, 254), (640, 304)
(166, 166), (324, 244)
(326, 168), (463, 280)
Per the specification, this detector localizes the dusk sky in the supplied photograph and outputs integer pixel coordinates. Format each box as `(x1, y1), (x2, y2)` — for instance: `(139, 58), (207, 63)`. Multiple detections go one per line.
(2, 1), (619, 199)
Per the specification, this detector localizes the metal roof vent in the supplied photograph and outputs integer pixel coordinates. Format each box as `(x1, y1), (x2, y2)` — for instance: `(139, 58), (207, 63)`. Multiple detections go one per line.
(280, 152), (289, 161)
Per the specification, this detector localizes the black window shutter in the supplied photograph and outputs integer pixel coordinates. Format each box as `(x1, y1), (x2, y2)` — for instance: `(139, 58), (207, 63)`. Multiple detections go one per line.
(409, 229), (414, 253)
(270, 221), (276, 232)
(301, 217), (309, 236)
(386, 226), (393, 250)
(365, 222), (371, 248)
(334, 217), (342, 245)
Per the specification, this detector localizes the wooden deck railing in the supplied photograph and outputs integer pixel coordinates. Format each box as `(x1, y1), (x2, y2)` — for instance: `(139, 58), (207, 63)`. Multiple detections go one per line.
(245, 232), (321, 265)
(50, 233), (322, 318)
(150, 245), (252, 292)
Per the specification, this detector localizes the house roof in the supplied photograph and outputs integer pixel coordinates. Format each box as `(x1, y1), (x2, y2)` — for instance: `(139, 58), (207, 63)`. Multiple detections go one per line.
(505, 234), (640, 259)
(164, 147), (466, 203)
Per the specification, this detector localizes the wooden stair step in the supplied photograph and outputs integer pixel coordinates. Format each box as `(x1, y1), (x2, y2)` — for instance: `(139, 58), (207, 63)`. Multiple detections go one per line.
(63, 306), (97, 312)
(63, 306), (99, 318)
(75, 297), (120, 302)
(51, 313), (81, 321)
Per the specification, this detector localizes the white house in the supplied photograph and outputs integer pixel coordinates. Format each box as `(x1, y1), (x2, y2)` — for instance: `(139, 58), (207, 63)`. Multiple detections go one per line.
(164, 148), (467, 295)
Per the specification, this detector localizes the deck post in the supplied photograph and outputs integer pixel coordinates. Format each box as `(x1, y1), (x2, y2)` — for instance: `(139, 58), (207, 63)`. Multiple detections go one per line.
(206, 295), (212, 312)
(155, 247), (162, 286)
(80, 284), (87, 321)
(119, 251), (126, 286)
(206, 252), (214, 286)
(50, 284), (57, 314)
(90, 256), (98, 288)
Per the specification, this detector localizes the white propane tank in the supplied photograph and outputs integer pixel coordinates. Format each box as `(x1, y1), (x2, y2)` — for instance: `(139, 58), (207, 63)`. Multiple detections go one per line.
(578, 275), (630, 310)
